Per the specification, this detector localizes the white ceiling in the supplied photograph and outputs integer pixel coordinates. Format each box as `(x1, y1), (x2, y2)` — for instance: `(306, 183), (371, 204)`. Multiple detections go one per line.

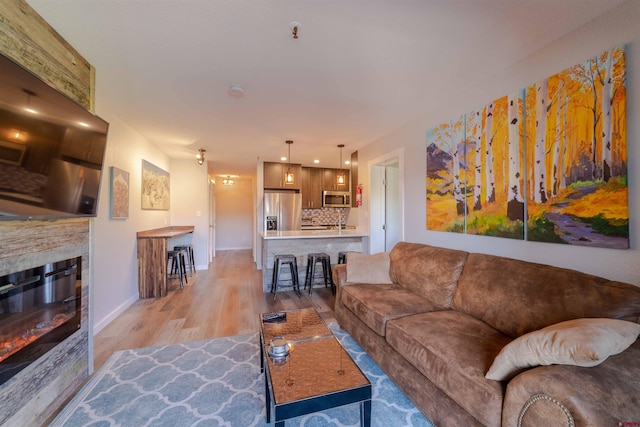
(27, 0), (626, 178)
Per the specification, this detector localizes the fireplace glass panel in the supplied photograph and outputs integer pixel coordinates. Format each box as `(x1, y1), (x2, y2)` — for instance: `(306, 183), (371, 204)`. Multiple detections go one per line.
(0, 256), (81, 385)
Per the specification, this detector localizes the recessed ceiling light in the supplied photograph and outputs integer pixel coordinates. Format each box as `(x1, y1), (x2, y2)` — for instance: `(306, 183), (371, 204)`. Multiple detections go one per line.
(228, 85), (244, 97)
(280, 156), (287, 161)
(345, 160), (350, 165)
(314, 159), (319, 164)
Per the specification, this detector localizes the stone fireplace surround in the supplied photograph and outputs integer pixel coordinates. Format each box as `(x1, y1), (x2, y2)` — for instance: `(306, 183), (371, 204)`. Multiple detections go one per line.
(0, 1), (96, 424)
(0, 219), (91, 425)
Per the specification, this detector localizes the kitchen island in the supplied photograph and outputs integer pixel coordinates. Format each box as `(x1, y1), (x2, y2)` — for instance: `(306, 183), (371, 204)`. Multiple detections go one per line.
(261, 229), (368, 292)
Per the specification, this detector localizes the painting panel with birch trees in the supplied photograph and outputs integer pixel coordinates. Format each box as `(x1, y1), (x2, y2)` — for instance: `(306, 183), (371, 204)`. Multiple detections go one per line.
(426, 97), (525, 238)
(426, 115), (467, 232)
(526, 45), (628, 248)
(465, 94), (525, 239)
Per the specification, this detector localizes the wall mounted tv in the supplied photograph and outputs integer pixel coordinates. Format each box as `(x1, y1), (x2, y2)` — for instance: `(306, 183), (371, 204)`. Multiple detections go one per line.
(0, 53), (109, 220)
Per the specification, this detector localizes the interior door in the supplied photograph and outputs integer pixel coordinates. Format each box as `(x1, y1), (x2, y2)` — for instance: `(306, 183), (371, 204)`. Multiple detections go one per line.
(369, 149), (404, 254)
(384, 163), (400, 251)
(209, 181), (216, 261)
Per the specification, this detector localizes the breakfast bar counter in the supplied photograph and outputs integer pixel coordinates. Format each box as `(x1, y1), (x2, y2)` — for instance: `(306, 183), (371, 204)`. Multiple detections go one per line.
(137, 226), (194, 298)
(261, 229), (368, 292)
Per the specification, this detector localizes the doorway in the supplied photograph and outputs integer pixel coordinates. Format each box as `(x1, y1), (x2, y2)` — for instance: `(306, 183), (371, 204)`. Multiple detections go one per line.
(209, 181), (216, 262)
(369, 149), (404, 253)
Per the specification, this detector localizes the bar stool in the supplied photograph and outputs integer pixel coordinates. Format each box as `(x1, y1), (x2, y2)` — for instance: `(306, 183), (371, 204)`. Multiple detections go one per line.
(305, 253), (333, 295)
(174, 244), (195, 276)
(167, 249), (187, 289)
(271, 254), (301, 301)
(338, 251), (359, 264)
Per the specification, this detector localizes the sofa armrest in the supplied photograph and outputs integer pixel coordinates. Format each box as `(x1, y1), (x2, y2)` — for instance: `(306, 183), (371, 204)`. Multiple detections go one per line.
(332, 263), (354, 307)
(332, 263), (348, 289)
(502, 340), (640, 426)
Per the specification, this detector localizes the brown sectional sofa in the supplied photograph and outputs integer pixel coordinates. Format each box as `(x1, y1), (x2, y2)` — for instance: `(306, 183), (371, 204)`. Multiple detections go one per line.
(333, 242), (640, 426)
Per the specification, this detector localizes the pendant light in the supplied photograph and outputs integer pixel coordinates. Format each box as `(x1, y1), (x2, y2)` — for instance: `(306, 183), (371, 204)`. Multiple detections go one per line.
(285, 140), (295, 184)
(23, 88), (38, 114)
(196, 148), (206, 165)
(223, 176), (234, 185)
(337, 144), (346, 185)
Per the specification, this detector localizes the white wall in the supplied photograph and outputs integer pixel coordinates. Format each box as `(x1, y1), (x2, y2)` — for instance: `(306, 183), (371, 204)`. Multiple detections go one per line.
(357, 0), (640, 285)
(91, 111), (170, 334)
(170, 159), (209, 269)
(215, 177), (254, 250)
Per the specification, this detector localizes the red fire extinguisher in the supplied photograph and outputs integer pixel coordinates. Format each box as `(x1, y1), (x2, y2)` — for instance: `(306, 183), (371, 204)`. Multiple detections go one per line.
(356, 184), (363, 207)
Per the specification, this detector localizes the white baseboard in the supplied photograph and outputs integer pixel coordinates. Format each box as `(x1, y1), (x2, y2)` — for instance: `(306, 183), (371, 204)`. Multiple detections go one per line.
(215, 246), (252, 251)
(93, 294), (138, 336)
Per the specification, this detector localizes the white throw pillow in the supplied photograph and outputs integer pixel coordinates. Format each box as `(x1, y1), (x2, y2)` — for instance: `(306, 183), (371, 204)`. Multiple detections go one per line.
(485, 318), (640, 381)
(345, 252), (392, 284)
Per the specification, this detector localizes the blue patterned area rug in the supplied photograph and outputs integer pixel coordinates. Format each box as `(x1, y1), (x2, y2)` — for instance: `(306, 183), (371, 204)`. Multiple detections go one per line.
(52, 323), (434, 427)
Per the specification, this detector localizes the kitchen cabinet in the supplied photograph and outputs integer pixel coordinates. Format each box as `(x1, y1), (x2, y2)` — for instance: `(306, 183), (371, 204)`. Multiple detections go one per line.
(60, 127), (107, 165)
(264, 162), (301, 190)
(301, 167), (323, 208)
(322, 168), (350, 191)
(10, 118), (64, 174)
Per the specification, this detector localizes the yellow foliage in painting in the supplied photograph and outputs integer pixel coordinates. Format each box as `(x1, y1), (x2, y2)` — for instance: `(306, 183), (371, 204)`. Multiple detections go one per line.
(427, 198), (458, 231)
(562, 186), (628, 221)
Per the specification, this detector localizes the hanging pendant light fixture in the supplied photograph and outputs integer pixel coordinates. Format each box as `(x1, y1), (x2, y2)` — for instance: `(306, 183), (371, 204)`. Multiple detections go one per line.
(337, 144), (346, 185)
(223, 176), (235, 185)
(285, 140), (295, 184)
(196, 148), (206, 165)
(23, 88), (38, 114)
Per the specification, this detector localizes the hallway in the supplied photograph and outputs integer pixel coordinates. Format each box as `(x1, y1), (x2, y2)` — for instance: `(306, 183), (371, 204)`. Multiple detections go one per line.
(93, 250), (336, 370)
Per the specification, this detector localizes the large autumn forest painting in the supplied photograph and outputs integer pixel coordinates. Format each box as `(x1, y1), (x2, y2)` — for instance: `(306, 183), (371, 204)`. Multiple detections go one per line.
(426, 45), (628, 249)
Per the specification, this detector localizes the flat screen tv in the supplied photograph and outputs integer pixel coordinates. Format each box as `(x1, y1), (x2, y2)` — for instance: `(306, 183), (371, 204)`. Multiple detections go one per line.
(0, 52), (109, 220)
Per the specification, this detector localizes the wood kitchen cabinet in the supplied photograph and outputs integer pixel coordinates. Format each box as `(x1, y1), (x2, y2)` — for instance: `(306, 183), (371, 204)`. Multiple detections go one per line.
(301, 167), (323, 208)
(322, 168), (350, 191)
(264, 162), (302, 190)
(60, 127), (107, 165)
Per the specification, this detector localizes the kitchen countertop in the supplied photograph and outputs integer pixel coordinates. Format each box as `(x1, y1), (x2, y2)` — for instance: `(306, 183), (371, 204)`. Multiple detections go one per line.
(137, 226), (194, 238)
(262, 229), (368, 239)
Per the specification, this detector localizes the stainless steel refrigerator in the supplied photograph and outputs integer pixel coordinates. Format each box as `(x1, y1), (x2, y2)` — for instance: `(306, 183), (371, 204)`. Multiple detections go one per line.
(43, 159), (101, 215)
(264, 190), (301, 231)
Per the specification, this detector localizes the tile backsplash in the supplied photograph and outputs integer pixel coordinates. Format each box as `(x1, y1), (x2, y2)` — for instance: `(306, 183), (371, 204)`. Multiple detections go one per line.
(302, 207), (349, 225)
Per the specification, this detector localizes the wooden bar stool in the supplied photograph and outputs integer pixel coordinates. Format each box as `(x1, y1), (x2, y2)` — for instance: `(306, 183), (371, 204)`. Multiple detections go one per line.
(271, 254), (301, 300)
(167, 249), (187, 289)
(304, 253), (334, 295)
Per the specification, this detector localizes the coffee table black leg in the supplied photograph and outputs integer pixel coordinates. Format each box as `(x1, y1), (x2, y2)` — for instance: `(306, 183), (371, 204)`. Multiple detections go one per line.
(264, 368), (271, 422)
(260, 336), (264, 372)
(360, 399), (371, 427)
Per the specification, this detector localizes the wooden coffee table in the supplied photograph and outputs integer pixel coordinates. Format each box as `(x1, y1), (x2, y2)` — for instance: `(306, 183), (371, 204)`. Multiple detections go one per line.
(259, 308), (371, 426)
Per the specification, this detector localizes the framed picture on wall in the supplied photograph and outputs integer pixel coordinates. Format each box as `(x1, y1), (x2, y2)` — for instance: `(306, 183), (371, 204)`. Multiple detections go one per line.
(141, 160), (170, 210)
(109, 166), (129, 219)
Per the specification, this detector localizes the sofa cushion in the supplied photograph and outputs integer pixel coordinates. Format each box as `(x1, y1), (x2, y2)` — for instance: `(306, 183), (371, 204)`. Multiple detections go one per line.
(341, 283), (436, 336)
(452, 253), (640, 338)
(389, 242), (468, 309)
(485, 318), (640, 381)
(346, 252), (392, 284)
(386, 310), (511, 426)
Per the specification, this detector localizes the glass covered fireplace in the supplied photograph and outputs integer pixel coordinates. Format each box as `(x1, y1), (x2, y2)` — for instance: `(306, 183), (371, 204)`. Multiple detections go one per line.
(0, 256), (81, 385)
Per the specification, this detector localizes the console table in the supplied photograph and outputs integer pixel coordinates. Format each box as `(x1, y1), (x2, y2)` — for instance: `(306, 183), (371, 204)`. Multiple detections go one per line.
(136, 226), (194, 298)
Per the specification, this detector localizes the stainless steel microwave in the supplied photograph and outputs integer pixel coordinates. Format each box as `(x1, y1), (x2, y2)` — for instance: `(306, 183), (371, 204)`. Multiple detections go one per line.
(322, 191), (351, 207)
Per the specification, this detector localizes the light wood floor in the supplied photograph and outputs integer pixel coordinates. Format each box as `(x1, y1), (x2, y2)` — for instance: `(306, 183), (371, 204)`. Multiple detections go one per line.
(93, 249), (336, 371)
